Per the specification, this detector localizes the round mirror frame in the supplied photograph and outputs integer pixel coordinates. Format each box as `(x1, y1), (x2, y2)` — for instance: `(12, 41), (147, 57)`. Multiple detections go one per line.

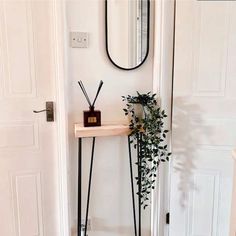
(105, 0), (150, 70)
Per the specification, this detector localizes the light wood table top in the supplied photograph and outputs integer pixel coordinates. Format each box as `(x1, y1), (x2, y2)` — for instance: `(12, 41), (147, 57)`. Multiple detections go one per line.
(74, 123), (130, 138)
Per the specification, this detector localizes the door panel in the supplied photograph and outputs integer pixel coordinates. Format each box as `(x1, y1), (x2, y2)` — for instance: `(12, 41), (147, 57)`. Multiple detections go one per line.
(170, 1), (236, 235)
(0, 1), (59, 235)
(0, 1), (36, 97)
(11, 172), (44, 236)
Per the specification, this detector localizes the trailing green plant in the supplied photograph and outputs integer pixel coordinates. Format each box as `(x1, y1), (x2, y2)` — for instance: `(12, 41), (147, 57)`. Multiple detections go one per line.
(122, 92), (171, 209)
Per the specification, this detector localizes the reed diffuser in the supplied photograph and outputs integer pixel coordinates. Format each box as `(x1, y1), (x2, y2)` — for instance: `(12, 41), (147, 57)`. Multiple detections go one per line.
(78, 80), (103, 127)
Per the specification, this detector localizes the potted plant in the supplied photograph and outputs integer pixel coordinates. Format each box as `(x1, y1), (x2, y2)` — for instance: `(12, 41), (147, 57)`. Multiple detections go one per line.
(122, 92), (171, 209)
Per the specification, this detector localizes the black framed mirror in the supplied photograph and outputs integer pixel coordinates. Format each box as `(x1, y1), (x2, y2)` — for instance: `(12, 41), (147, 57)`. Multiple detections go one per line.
(105, 0), (150, 70)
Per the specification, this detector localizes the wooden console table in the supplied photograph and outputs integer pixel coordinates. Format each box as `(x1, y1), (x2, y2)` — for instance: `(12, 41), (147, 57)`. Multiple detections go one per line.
(74, 124), (139, 236)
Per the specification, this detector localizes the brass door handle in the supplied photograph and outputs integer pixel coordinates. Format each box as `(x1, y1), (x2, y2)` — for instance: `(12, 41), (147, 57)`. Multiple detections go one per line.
(33, 102), (54, 122)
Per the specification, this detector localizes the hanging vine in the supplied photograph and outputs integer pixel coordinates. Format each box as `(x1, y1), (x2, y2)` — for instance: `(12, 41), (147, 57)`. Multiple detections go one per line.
(122, 92), (171, 209)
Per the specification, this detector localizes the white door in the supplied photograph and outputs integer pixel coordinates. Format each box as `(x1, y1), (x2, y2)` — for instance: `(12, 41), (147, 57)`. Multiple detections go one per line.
(0, 1), (61, 235)
(170, 0), (236, 235)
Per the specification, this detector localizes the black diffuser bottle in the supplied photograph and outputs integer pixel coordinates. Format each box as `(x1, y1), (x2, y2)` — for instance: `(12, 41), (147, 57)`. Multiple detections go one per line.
(78, 80), (103, 127)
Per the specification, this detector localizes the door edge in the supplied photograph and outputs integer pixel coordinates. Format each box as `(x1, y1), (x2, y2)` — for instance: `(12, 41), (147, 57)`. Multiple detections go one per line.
(152, 0), (176, 235)
(52, 1), (70, 235)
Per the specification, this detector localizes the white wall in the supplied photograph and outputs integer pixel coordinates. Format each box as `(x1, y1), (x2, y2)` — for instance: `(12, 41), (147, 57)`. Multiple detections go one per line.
(66, 1), (154, 235)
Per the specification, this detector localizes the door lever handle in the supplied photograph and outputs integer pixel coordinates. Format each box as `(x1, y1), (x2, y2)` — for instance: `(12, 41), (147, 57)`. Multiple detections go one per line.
(33, 109), (50, 113)
(33, 102), (54, 122)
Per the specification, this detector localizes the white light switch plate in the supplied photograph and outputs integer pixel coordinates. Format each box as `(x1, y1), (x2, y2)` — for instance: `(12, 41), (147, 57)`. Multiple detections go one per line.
(70, 32), (89, 48)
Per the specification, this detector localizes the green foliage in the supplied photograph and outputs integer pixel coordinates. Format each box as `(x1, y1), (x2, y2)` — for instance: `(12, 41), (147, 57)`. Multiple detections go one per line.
(122, 92), (171, 209)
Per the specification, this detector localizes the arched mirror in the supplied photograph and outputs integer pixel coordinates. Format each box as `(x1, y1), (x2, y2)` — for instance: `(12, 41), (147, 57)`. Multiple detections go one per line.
(105, 0), (150, 70)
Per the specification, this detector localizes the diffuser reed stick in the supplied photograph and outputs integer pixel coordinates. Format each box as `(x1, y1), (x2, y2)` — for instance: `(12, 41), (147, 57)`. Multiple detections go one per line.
(92, 80), (103, 108)
(78, 80), (92, 107)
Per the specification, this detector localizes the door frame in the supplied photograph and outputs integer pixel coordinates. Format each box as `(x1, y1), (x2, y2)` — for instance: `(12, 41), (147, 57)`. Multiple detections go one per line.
(51, 1), (70, 235)
(151, 0), (176, 235)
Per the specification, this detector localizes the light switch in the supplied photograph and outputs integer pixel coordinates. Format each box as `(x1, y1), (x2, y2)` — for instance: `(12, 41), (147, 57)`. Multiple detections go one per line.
(70, 32), (89, 48)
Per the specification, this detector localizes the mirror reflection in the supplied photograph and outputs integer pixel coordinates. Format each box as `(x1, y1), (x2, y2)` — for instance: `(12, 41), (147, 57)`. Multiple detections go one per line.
(106, 0), (150, 70)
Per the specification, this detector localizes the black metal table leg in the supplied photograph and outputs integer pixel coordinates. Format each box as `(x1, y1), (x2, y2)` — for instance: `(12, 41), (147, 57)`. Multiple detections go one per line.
(137, 134), (141, 236)
(128, 136), (137, 236)
(78, 138), (82, 236)
(84, 137), (96, 236)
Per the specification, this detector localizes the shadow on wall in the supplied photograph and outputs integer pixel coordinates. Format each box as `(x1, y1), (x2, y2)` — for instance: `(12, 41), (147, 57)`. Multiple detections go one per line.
(172, 97), (213, 208)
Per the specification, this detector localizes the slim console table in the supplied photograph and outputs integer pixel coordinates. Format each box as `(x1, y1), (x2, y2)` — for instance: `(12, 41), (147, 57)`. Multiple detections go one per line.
(74, 124), (141, 236)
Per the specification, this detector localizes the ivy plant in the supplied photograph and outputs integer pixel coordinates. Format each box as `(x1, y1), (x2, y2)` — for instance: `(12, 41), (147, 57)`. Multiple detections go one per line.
(122, 92), (171, 209)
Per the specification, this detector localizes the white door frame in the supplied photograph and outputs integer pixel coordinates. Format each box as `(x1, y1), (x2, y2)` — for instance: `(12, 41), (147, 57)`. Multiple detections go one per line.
(151, 0), (175, 236)
(51, 1), (70, 236)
